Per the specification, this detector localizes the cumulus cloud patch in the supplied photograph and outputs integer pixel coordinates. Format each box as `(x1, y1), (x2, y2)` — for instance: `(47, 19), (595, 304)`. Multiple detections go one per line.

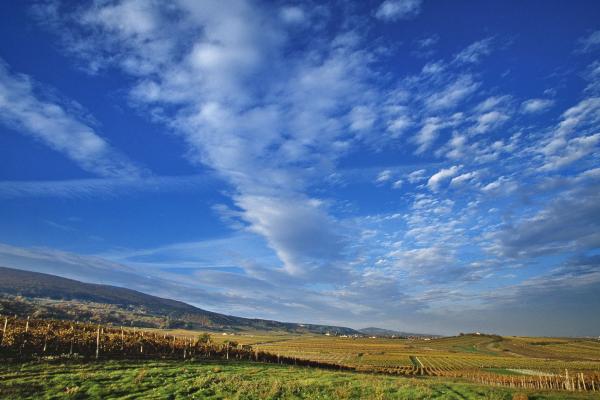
(521, 98), (554, 114)
(427, 165), (461, 191)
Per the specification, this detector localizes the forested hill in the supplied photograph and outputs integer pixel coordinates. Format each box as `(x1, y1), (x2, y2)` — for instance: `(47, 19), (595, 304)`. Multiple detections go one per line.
(0, 266), (358, 335)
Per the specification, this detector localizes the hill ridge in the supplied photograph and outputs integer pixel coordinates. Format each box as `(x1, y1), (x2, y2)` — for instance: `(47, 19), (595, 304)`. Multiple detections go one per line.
(0, 266), (357, 334)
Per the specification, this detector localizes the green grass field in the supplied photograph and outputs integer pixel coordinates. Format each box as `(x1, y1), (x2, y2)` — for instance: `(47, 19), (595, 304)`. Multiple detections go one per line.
(0, 359), (597, 400)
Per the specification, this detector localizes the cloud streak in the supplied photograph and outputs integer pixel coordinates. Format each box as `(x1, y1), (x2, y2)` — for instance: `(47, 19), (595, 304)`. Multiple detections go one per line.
(0, 60), (144, 178)
(0, 175), (212, 199)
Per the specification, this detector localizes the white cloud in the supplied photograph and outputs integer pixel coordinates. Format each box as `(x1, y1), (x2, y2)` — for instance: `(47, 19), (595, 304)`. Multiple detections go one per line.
(387, 115), (412, 135)
(481, 176), (517, 194)
(583, 61), (600, 94)
(427, 165), (461, 191)
(407, 169), (427, 183)
(413, 117), (444, 154)
(416, 35), (439, 49)
(388, 246), (477, 284)
(577, 30), (600, 53)
(475, 95), (511, 113)
(471, 110), (509, 134)
(375, 0), (423, 21)
(392, 246), (450, 270)
(453, 37), (493, 64)
(421, 61), (444, 75)
(424, 75), (479, 111)
(85, 0), (158, 38)
(450, 171), (478, 187)
(376, 169), (393, 184)
(521, 98), (554, 114)
(443, 133), (468, 160)
(494, 186), (600, 258)
(540, 133), (600, 171)
(41, 0), (383, 278)
(235, 194), (346, 276)
(556, 97), (600, 136)
(279, 6), (306, 24)
(0, 175), (209, 199)
(579, 167), (600, 180)
(0, 61), (143, 178)
(349, 105), (376, 131)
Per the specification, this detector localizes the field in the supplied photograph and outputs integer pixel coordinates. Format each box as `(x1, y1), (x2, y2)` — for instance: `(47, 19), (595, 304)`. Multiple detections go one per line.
(205, 331), (600, 375)
(1, 316), (600, 398)
(0, 359), (597, 400)
(192, 329), (600, 383)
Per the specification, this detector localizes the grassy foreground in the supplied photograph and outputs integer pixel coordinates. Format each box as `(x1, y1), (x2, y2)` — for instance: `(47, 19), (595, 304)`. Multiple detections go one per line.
(0, 360), (596, 400)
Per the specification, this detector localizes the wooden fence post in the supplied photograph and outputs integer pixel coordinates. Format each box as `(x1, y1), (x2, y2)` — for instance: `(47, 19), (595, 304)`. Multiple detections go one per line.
(95, 325), (100, 360)
(43, 322), (50, 353)
(0, 317), (7, 346)
(69, 325), (74, 356)
(22, 316), (30, 353)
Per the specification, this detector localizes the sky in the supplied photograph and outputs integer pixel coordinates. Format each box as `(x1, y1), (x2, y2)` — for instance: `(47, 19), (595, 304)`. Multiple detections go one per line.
(0, 0), (599, 336)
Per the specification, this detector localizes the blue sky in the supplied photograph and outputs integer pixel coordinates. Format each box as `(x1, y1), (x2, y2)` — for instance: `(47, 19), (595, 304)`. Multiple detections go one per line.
(0, 0), (599, 336)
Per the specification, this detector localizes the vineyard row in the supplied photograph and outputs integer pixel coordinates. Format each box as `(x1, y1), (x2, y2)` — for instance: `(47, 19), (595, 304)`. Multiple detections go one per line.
(0, 316), (598, 392)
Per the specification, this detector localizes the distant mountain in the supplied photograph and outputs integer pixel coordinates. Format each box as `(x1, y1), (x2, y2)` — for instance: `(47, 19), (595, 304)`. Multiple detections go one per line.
(359, 327), (439, 337)
(0, 266), (358, 335)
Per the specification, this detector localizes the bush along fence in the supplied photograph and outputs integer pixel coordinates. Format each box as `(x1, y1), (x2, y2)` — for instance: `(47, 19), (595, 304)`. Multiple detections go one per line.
(0, 316), (598, 392)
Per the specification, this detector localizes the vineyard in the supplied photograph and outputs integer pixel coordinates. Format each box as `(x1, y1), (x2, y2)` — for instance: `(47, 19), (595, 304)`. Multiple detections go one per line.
(1, 315), (599, 393)
(208, 332), (600, 370)
(205, 329), (600, 392)
(0, 316), (350, 371)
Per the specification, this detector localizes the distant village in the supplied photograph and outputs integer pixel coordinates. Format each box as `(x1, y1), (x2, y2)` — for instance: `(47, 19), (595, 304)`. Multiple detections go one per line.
(322, 331), (442, 340)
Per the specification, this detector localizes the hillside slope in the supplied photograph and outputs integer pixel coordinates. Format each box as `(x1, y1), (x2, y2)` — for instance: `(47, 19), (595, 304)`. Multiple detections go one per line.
(0, 266), (357, 335)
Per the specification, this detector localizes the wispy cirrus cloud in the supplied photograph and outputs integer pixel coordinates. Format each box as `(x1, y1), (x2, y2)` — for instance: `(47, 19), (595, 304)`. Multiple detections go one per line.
(453, 37), (493, 65)
(576, 30), (600, 53)
(0, 174), (212, 199)
(0, 60), (144, 178)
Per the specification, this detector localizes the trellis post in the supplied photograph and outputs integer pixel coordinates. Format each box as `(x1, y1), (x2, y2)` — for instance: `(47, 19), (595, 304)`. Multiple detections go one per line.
(43, 322), (50, 352)
(69, 325), (74, 356)
(95, 325), (100, 359)
(0, 317), (7, 346)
